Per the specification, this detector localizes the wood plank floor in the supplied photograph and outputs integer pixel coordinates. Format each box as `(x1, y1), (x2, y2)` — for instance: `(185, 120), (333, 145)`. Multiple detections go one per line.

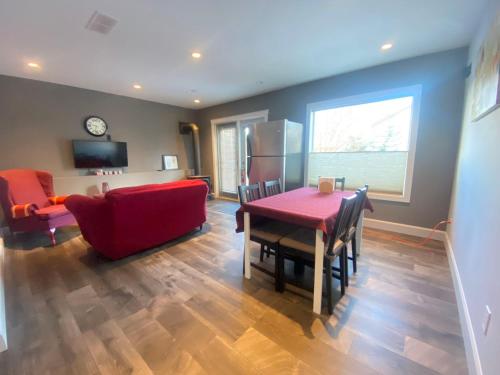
(0, 199), (467, 374)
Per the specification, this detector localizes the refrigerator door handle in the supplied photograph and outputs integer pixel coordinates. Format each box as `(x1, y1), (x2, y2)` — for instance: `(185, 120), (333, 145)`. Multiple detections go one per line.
(247, 135), (253, 176)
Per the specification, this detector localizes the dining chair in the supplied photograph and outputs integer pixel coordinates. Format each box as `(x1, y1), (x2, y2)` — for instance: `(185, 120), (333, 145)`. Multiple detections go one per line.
(261, 179), (284, 257)
(277, 193), (357, 314)
(238, 183), (262, 205)
(238, 184), (296, 287)
(263, 179), (282, 197)
(335, 177), (346, 191)
(343, 185), (369, 278)
(238, 183), (267, 261)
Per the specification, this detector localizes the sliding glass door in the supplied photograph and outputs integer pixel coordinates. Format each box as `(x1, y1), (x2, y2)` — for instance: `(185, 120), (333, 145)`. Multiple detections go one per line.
(212, 110), (269, 200)
(216, 122), (239, 199)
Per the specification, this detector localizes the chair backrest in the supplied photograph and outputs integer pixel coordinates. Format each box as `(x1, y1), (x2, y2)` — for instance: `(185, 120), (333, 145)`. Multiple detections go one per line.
(335, 177), (345, 191)
(263, 179), (281, 197)
(238, 183), (261, 204)
(326, 193), (357, 255)
(341, 185), (369, 243)
(347, 185), (369, 233)
(0, 169), (51, 211)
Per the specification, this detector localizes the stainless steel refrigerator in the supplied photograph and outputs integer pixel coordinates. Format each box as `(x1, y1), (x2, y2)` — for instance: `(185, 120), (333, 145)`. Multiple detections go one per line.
(246, 119), (304, 191)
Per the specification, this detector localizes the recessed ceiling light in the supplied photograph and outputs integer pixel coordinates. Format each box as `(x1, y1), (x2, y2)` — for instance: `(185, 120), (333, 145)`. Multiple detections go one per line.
(133, 84), (142, 89)
(27, 62), (40, 68)
(194, 99), (201, 104)
(381, 43), (393, 51)
(191, 52), (202, 59)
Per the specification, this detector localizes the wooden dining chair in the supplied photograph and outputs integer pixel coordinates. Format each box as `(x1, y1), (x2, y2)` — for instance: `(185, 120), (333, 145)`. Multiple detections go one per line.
(258, 179), (283, 259)
(335, 177), (346, 191)
(343, 185), (369, 278)
(238, 183), (266, 261)
(263, 179), (282, 197)
(277, 193), (357, 314)
(238, 184), (296, 287)
(238, 183), (262, 205)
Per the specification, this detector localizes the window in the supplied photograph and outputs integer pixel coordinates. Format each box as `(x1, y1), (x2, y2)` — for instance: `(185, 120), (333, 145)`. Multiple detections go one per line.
(217, 123), (239, 196)
(306, 86), (421, 202)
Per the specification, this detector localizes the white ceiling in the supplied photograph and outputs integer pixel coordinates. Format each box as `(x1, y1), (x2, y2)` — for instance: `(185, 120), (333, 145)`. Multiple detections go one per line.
(0, 0), (487, 109)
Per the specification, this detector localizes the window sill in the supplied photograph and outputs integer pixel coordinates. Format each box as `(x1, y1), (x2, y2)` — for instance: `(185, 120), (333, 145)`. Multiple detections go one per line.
(368, 192), (410, 203)
(306, 185), (410, 203)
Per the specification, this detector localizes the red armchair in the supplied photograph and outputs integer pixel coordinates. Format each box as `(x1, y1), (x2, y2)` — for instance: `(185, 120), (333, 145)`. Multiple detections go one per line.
(0, 169), (76, 245)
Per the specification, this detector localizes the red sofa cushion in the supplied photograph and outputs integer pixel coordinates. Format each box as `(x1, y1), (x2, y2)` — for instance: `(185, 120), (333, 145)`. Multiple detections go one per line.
(0, 169), (50, 208)
(35, 205), (71, 220)
(107, 180), (200, 196)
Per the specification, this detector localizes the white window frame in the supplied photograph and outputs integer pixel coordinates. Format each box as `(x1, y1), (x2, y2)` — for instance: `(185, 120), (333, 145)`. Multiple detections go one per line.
(211, 110), (269, 199)
(305, 85), (421, 203)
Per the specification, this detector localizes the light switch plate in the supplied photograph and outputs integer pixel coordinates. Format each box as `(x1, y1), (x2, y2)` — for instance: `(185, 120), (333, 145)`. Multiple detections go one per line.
(482, 305), (492, 336)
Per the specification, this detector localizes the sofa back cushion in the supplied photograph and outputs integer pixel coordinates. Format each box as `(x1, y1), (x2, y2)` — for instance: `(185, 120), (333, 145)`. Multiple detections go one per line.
(107, 180), (201, 196)
(106, 180), (208, 250)
(0, 169), (50, 209)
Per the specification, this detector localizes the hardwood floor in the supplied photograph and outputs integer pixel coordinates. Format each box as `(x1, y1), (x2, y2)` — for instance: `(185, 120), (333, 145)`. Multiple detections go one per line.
(0, 199), (467, 374)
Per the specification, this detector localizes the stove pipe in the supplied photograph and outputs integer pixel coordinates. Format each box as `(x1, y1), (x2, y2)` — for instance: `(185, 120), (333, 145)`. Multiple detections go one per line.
(179, 122), (202, 176)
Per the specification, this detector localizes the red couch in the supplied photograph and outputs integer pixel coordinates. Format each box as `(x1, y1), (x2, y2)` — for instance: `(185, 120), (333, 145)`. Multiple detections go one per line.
(0, 169), (75, 245)
(65, 180), (208, 259)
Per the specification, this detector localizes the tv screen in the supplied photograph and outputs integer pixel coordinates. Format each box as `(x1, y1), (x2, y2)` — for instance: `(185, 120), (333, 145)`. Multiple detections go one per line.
(73, 140), (128, 168)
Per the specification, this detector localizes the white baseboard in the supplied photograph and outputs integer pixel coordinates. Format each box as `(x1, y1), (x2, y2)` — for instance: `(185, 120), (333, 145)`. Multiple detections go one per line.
(363, 218), (481, 374)
(363, 218), (447, 241)
(444, 234), (482, 375)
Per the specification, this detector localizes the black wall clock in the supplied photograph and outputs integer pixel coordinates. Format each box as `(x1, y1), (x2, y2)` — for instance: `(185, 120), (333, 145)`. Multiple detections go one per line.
(84, 116), (108, 136)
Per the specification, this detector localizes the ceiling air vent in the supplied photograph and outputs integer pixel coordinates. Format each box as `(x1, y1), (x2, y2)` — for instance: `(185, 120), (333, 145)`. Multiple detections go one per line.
(85, 11), (117, 34)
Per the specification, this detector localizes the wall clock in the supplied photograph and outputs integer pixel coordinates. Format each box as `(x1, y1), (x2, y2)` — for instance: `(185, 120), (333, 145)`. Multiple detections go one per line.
(84, 116), (108, 136)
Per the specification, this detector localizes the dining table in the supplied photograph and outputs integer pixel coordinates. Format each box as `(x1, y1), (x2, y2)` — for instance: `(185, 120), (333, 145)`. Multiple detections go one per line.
(236, 187), (373, 314)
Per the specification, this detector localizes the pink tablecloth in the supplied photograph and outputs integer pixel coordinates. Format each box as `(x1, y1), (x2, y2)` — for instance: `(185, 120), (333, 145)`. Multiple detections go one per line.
(235, 187), (373, 234)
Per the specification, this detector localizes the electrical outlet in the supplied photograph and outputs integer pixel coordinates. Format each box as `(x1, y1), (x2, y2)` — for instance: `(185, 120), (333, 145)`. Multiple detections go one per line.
(482, 305), (492, 336)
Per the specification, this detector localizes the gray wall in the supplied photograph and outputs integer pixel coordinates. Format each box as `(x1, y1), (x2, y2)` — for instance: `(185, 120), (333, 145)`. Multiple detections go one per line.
(448, 2), (500, 374)
(197, 48), (468, 228)
(0, 74), (196, 176)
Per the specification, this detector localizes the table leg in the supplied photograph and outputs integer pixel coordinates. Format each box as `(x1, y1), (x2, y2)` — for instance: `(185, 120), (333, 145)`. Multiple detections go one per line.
(313, 229), (324, 314)
(244, 212), (251, 279)
(356, 211), (364, 257)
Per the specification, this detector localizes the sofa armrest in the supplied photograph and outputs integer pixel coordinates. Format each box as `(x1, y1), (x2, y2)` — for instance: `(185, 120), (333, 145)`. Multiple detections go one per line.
(64, 195), (107, 221)
(11, 203), (37, 219)
(64, 195), (113, 251)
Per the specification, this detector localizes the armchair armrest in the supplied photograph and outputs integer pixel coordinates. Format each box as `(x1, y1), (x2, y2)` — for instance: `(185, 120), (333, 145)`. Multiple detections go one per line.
(11, 203), (37, 219)
(48, 196), (68, 205)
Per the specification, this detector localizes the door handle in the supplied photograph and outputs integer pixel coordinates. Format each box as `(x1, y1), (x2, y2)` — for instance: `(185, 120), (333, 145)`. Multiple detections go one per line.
(247, 135), (252, 176)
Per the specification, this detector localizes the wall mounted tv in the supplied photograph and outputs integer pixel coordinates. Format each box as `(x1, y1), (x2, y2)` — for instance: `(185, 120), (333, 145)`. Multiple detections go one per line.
(73, 140), (128, 168)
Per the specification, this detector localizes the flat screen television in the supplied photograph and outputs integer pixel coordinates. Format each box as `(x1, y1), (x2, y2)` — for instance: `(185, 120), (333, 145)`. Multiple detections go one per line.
(73, 140), (128, 168)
